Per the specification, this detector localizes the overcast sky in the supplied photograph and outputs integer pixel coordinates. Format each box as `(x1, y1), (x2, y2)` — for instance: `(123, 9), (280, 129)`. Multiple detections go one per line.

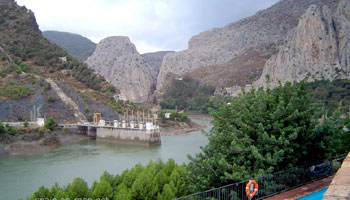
(16, 0), (278, 54)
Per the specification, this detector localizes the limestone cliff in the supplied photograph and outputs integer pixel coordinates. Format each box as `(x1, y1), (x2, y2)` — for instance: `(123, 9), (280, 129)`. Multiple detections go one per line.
(86, 36), (154, 103)
(256, 0), (350, 87)
(156, 0), (338, 93)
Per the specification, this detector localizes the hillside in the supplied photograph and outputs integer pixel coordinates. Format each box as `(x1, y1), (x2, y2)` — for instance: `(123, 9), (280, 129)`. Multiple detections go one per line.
(43, 30), (96, 61)
(0, 0), (130, 123)
(156, 0), (339, 95)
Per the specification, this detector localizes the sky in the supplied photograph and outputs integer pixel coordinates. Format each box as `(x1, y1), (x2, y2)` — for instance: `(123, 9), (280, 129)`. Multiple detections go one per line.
(16, 0), (279, 54)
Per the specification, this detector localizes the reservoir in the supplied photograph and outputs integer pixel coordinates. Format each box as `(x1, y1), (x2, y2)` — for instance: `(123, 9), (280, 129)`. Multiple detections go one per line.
(0, 119), (210, 200)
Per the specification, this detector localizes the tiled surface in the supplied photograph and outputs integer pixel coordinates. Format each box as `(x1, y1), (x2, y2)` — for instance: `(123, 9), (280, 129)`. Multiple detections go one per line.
(265, 176), (333, 200)
(323, 152), (350, 200)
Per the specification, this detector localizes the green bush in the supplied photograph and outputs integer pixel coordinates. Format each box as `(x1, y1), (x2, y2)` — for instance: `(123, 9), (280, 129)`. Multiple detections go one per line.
(37, 129), (44, 136)
(44, 82), (51, 91)
(47, 96), (56, 102)
(44, 117), (57, 131)
(87, 114), (93, 122)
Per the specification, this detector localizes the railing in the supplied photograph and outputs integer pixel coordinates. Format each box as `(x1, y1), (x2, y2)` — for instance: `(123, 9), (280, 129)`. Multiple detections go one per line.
(176, 155), (346, 200)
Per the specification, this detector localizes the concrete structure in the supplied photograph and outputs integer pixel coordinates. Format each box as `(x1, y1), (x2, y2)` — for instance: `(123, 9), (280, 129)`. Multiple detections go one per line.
(323, 152), (350, 200)
(61, 120), (161, 146)
(93, 113), (102, 125)
(37, 118), (45, 126)
(164, 113), (171, 119)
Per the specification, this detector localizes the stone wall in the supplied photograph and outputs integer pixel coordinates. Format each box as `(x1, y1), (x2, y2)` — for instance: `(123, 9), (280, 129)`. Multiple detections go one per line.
(323, 152), (350, 199)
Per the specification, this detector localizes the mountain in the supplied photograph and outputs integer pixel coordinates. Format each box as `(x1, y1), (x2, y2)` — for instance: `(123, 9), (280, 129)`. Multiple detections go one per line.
(156, 0), (339, 94)
(141, 51), (174, 75)
(256, 0), (350, 87)
(86, 36), (155, 103)
(0, 0), (123, 123)
(42, 30), (96, 61)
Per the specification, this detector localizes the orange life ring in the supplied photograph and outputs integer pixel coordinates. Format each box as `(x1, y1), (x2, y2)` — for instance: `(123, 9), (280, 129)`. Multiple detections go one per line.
(245, 180), (258, 198)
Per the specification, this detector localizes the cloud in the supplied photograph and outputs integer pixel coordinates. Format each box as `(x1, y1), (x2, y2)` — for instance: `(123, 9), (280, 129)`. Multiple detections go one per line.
(16, 0), (278, 53)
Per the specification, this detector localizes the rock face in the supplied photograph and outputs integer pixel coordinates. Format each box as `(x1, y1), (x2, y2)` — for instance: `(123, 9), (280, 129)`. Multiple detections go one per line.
(141, 51), (174, 74)
(156, 0), (338, 93)
(86, 36), (154, 103)
(256, 0), (350, 87)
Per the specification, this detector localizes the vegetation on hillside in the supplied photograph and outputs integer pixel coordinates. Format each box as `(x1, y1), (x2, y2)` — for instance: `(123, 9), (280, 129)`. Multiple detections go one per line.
(30, 159), (189, 200)
(158, 109), (189, 123)
(309, 79), (350, 114)
(0, 80), (33, 100)
(0, 0), (139, 117)
(159, 77), (216, 112)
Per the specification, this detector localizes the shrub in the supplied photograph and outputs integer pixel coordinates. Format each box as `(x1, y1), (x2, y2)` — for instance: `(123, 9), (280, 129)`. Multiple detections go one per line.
(47, 96), (56, 102)
(87, 114), (93, 122)
(44, 82), (51, 91)
(44, 117), (57, 131)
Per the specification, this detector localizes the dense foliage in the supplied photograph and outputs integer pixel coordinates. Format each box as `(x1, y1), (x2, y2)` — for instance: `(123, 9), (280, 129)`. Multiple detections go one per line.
(30, 159), (190, 200)
(0, 122), (18, 136)
(187, 81), (350, 191)
(160, 77), (216, 112)
(44, 117), (58, 131)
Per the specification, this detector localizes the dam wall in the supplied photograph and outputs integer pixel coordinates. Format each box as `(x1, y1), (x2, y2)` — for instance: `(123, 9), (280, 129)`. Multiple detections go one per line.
(96, 127), (161, 146)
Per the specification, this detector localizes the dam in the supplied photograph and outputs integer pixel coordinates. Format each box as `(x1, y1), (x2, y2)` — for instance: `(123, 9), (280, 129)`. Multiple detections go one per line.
(61, 113), (161, 146)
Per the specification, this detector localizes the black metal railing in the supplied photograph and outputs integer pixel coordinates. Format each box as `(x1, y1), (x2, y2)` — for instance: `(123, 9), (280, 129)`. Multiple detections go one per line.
(177, 155), (346, 200)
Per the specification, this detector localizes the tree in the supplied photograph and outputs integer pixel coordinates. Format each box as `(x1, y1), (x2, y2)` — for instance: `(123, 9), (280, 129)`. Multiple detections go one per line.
(44, 117), (57, 131)
(87, 113), (93, 122)
(0, 122), (5, 135)
(187, 81), (347, 192)
(93, 179), (113, 199)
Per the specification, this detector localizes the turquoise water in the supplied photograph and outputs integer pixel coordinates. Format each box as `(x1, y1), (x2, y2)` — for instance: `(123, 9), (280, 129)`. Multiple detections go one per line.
(297, 187), (328, 200)
(0, 119), (210, 200)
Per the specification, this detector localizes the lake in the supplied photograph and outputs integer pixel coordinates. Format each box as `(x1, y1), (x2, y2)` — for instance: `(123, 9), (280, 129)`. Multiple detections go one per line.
(0, 119), (210, 200)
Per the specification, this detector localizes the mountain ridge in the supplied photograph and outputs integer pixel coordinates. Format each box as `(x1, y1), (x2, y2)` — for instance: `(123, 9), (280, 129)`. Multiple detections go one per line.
(43, 30), (96, 61)
(156, 0), (339, 94)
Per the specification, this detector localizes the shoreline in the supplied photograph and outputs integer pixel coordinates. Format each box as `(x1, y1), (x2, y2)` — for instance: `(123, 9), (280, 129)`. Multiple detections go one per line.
(159, 114), (212, 136)
(0, 114), (213, 156)
(0, 131), (88, 157)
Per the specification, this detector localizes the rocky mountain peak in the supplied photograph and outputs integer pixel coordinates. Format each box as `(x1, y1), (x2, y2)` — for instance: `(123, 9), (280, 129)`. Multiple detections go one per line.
(86, 36), (154, 103)
(95, 36), (138, 57)
(255, 0), (350, 87)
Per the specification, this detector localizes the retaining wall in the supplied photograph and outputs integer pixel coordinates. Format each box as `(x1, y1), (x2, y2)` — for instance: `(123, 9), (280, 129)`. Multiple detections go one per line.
(323, 152), (350, 200)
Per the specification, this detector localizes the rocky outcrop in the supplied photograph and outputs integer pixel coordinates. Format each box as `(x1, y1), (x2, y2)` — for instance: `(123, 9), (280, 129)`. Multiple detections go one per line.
(86, 36), (154, 103)
(156, 0), (338, 93)
(256, 0), (350, 87)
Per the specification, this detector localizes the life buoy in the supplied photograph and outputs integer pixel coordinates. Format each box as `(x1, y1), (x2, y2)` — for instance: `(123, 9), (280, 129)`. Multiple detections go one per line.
(245, 180), (258, 198)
